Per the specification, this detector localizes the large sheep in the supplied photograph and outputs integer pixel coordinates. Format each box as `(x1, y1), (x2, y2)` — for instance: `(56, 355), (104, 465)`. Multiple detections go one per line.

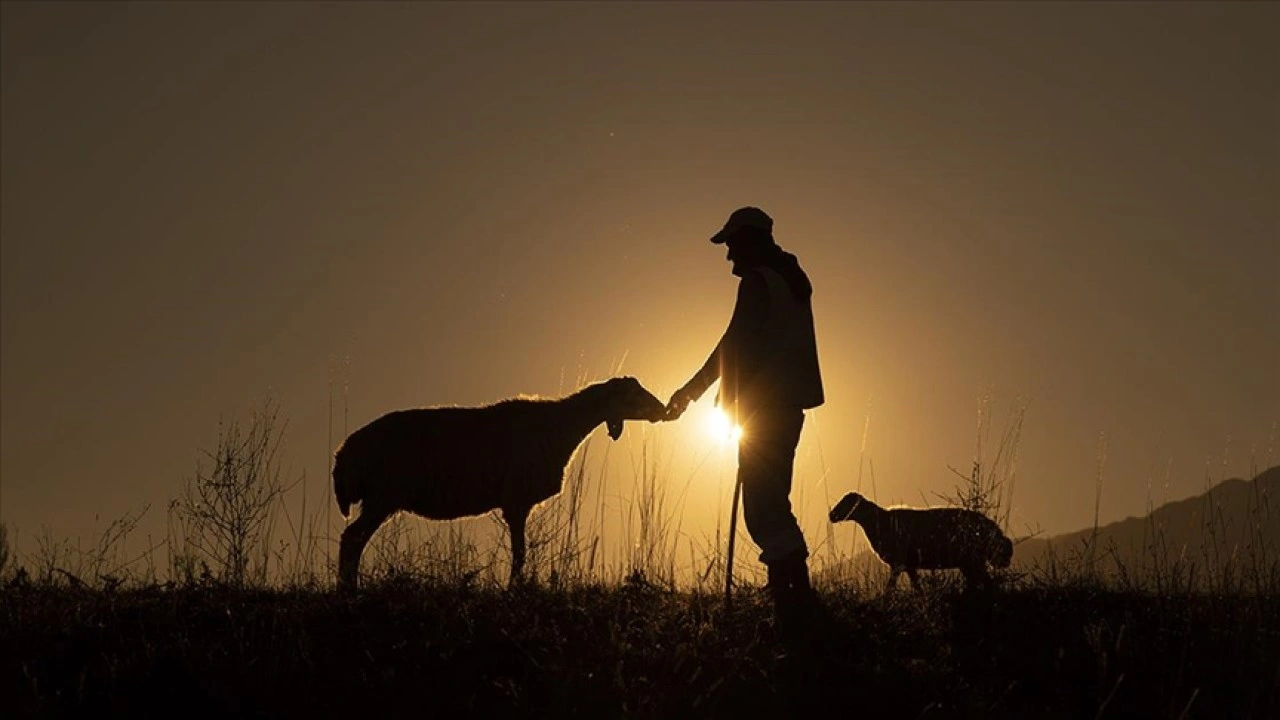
(829, 492), (1013, 592)
(334, 376), (667, 589)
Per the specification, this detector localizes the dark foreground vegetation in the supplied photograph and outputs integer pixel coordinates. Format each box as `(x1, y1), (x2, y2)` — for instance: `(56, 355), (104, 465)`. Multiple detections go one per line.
(4, 576), (1278, 719)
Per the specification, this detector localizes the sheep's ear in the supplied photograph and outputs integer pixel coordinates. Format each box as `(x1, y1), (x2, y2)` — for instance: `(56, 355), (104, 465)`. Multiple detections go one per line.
(607, 418), (624, 441)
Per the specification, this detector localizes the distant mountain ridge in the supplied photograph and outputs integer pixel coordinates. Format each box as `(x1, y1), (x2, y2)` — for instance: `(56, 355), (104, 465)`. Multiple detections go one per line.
(1012, 466), (1280, 582)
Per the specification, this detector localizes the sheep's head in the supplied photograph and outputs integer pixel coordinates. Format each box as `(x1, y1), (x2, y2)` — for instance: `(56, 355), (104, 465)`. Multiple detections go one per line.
(600, 376), (667, 441)
(829, 492), (866, 523)
(991, 535), (1014, 569)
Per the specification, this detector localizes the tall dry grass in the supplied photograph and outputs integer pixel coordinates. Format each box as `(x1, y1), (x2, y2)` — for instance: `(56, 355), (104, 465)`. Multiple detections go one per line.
(4, 388), (1276, 604)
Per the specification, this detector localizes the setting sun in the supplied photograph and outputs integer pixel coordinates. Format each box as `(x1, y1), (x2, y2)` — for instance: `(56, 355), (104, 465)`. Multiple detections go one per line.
(706, 406), (744, 445)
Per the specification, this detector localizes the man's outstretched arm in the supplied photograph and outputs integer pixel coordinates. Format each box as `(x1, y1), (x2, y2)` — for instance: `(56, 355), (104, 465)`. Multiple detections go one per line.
(666, 271), (769, 418)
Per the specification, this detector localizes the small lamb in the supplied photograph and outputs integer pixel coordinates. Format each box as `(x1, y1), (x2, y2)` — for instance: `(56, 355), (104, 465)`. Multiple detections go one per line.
(829, 492), (1013, 592)
(334, 376), (667, 589)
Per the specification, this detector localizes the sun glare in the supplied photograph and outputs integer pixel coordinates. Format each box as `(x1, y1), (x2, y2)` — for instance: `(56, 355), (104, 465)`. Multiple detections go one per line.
(706, 406), (744, 445)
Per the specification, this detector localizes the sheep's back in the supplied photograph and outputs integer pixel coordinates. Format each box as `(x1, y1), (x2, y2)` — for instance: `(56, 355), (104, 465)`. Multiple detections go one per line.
(339, 404), (589, 518)
(866, 508), (1007, 569)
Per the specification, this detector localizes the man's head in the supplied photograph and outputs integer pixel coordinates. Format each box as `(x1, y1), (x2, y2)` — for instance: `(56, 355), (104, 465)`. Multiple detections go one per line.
(710, 206), (773, 246)
(711, 206), (778, 275)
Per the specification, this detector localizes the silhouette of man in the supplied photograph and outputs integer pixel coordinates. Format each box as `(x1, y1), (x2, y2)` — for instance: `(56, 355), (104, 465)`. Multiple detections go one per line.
(665, 206), (825, 630)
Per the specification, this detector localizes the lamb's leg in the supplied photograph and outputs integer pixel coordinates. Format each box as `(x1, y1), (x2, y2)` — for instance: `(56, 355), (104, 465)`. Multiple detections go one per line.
(906, 567), (921, 591)
(502, 505), (531, 586)
(885, 566), (902, 594)
(338, 506), (391, 591)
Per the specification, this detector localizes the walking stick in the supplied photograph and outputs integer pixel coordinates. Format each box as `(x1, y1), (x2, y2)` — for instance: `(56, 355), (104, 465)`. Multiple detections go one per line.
(724, 476), (742, 606)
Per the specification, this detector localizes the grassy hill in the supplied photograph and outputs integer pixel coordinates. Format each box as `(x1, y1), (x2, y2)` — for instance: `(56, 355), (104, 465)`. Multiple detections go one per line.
(4, 468), (1279, 717)
(1013, 466), (1280, 591)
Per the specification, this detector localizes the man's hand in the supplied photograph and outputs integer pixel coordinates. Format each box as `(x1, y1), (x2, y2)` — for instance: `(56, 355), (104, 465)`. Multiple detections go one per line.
(664, 387), (696, 421)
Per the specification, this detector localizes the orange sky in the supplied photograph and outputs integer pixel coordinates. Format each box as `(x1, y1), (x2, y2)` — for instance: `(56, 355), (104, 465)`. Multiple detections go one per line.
(2, 3), (1276, 566)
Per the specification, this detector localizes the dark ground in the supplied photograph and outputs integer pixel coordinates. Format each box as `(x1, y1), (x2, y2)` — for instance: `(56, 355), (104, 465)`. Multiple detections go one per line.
(3, 577), (1278, 718)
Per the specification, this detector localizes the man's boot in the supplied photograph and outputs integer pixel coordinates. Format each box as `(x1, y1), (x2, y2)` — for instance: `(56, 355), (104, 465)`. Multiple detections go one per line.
(767, 552), (821, 657)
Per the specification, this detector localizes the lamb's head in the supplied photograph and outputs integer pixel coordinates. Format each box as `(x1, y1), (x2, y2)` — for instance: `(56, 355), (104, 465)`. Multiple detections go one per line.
(829, 492), (866, 523)
(598, 376), (667, 440)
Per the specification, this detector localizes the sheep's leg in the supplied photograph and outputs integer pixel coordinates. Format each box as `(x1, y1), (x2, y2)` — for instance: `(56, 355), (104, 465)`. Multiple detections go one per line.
(906, 567), (921, 591)
(962, 563), (991, 592)
(502, 506), (531, 586)
(338, 506), (391, 591)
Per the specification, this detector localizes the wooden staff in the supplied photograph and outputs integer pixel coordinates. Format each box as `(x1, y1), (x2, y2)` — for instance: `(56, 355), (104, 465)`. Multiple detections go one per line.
(725, 476), (742, 605)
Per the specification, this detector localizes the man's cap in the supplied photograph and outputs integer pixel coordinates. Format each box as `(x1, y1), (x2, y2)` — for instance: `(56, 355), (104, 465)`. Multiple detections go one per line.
(710, 206), (773, 244)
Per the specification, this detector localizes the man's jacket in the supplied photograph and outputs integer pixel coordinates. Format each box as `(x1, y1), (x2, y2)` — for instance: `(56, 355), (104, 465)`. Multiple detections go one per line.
(685, 255), (825, 416)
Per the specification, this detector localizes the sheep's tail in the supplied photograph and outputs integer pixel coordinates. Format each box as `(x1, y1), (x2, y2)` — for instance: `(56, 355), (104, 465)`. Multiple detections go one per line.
(991, 534), (1014, 569)
(333, 449), (360, 520)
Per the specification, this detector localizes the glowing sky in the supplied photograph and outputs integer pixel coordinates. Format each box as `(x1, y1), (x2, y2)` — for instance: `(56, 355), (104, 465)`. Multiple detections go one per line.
(2, 3), (1276, 561)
